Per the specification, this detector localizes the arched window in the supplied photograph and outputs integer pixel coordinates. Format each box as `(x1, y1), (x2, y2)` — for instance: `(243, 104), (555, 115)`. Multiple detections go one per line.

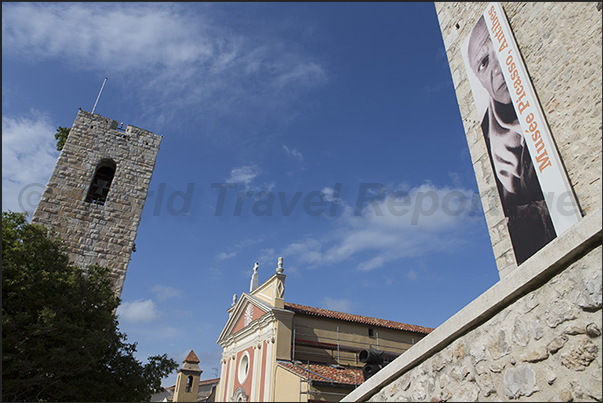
(185, 375), (193, 393)
(232, 387), (248, 402)
(85, 159), (116, 205)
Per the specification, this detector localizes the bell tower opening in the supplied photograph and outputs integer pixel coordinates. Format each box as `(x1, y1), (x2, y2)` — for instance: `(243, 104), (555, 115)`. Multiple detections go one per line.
(186, 375), (193, 392)
(85, 159), (116, 205)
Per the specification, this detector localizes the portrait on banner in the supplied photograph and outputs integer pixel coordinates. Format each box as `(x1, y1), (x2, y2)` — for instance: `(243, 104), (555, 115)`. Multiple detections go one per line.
(461, 6), (558, 265)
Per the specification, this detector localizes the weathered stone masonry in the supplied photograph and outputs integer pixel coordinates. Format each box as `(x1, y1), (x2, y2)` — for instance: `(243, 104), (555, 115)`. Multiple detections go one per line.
(439, 2), (602, 279)
(342, 3), (601, 402)
(32, 109), (161, 297)
(366, 243), (602, 402)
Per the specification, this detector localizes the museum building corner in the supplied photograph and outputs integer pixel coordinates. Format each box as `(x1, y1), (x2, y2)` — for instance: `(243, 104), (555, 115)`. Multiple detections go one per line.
(342, 3), (602, 402)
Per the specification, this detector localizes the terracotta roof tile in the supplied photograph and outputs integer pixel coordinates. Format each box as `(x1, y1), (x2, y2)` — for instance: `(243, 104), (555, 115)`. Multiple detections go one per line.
(183, 350), (200, 363)
(199, 378), (220, 386)
(277, 361), (363, 386)
(284, 302), (434, 334)
(165, 378), (219, 390)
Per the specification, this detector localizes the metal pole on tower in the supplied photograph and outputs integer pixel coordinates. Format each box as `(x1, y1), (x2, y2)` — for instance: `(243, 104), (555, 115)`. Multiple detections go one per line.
(91, 77), (108, 114)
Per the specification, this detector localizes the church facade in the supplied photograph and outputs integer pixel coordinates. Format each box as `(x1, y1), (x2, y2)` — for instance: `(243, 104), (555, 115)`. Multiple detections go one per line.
(215, 259), (433, 402)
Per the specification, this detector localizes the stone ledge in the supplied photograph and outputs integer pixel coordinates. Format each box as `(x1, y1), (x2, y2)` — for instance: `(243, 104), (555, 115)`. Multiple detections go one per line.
(342, 208), (602, 402)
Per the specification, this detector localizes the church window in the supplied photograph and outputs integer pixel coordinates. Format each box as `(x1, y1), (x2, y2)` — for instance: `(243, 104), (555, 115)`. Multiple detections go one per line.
(232, 387), (248, 402)
(238, 351), (250, 384)
(85, 159), (116, 205)
(185, 375), (193, 393)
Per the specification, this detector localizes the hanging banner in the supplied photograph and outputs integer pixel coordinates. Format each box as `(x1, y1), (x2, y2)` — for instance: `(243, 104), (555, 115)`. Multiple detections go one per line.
(461, 2), (581, 265)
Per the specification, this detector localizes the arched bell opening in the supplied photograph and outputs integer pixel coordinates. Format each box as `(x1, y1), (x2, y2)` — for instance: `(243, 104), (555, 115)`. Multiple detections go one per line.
(85, 159), (116, 205)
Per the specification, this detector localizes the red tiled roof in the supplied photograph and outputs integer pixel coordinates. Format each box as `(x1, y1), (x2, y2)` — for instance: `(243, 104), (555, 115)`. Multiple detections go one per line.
(165, 378), (219, 391)
(284, 302), (434, 334)
(183, 350), (200, 363)
(199, 378), (220, 386)
(277, 361), (363, 386)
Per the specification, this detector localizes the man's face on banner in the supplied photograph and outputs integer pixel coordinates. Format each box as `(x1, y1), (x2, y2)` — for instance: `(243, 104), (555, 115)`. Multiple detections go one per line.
(468, 19), (512, 105)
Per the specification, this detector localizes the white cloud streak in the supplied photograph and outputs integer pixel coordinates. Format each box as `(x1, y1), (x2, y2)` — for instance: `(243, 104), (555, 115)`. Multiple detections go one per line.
(226, 166), (262, 187)
(282, 145), (304, 162)
(225, 165), (275, 193)
(117, 299), (160, 323)
(2, 114), (59, 216)
(2, 3), (204, 69)
(215, 237), (266, 263)
(321, 297), (353, 313)
(216, 251), (237, 261)
(2, 3), (325, 212)
(2, 3), (328, 132)
(274, 182), (483, 273)
(151, 285), (182, 301)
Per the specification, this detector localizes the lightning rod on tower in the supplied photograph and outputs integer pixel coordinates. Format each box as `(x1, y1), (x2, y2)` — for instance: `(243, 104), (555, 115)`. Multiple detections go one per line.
(91, 77), (108, 114)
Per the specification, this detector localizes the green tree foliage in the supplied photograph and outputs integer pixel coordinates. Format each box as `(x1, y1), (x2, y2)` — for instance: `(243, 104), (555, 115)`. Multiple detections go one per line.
(2, 212), (179, 402)
(54, 126), (70, 151)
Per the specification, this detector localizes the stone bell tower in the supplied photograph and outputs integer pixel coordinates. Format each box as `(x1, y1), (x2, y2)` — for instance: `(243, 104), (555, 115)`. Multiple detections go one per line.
(32, 109), (161, 297)
(173, 350), (203, 402)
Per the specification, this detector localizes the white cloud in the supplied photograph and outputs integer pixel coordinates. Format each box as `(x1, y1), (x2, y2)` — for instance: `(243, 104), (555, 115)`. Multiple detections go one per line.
(117, 299), (160, 323)
(274, 62), (326, 90)
(280, 238), (323, 266)
(216, 251), (237, 261)
(151, 285), (182, 301)
(1, 3), (328, 133)
(2, 113), (59, 216)
(216, 237), (264, 262)
(226, 165), (261, 187)
(2, 3), (211, 70)
(274, 182), (483, 272)
(321, 186), (339, 203)
(357, 256), (386, 272)
(282, 145), (304, 162)
(281, 238), (321, 256)
(225, 165), (275, 193)
(256, 248), (277, 267)
(321, 297), (353, 313)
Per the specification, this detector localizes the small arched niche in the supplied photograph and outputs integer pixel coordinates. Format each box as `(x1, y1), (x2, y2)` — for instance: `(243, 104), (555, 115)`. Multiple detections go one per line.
(85, 159), (116, 205)
(185, 375), (193, 393)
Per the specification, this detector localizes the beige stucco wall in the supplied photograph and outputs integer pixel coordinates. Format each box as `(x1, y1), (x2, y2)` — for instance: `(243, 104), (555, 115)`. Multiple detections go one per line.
(293, 315), (427, 366)
(274, 365), (309, 402)
(275, 318), (293, 361)
(274, 364), (358, 402)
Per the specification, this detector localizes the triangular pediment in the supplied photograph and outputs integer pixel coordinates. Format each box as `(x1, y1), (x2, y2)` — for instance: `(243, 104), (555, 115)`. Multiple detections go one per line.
(216, 293), (273, 345)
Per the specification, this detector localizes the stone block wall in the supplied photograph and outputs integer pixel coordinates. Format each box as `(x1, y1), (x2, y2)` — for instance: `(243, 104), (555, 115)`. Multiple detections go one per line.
(365, 244), (602, 402)
(342, 207), (601, 402)
(342, 3), (602, 402)
(32, 109), (161, 296)
(437, 2), (602, 278)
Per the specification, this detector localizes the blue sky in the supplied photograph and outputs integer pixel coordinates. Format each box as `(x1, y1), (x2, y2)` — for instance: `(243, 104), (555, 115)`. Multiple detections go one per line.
(2, 2), (499, 386)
